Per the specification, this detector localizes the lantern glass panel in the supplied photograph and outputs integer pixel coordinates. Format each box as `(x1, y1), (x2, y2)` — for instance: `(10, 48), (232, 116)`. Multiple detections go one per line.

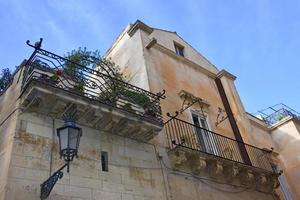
(59, 128), (68, 151)
(69, 127), (80, 150)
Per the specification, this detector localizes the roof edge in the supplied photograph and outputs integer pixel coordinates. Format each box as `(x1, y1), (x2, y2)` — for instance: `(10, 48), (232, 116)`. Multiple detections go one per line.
(217, 69), (237, 81)
(127, 20), (154, 37)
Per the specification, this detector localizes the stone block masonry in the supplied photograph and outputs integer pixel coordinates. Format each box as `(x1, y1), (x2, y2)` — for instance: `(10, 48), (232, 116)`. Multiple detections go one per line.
(4, 112), (167, 200)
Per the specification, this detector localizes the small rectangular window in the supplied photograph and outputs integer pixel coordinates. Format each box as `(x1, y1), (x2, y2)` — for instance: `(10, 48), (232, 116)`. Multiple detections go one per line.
(174, 43), (184, 57)
(101, 151), (108, 172)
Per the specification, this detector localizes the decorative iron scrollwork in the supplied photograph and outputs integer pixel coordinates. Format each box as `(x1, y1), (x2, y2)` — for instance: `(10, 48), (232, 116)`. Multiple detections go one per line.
(215, 107), (228, 127)
(22, 39), (165, 123)
(164, 90), (208, 124)
(40, 163), (68, 200)
(156, 89), (166, 99)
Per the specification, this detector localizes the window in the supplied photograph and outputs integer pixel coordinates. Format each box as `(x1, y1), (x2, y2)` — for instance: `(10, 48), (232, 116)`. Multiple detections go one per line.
(191, 111), (218, 155)
(174, 43), (184, 57)
(101, 151), (108, 172)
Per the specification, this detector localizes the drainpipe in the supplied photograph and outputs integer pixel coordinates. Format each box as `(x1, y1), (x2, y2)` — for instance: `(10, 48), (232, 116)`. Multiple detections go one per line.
(215, 75), (252, 166)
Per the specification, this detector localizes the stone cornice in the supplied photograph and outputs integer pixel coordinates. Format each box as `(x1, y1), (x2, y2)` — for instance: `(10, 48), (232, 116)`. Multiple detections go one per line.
(127, 20), (154, 37)
(217, 69), (237, 81)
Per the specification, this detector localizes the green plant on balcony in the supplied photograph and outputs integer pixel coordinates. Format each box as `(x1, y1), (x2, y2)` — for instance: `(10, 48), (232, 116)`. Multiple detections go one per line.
(64, 48), (102, 95)
(277, 115), (284, 122)
(72, 83), (84, 94)
(122, 90), (152, 108)
(0, 68), (12, 93)
(63, 47), (156, 117)
(122, 89), (157, 117)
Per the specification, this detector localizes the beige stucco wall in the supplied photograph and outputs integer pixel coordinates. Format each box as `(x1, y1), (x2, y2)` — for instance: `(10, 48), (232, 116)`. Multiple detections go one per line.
(109, 27), (236, 139)
(143, 39), (235, 139)
(248, 119), (274, 150)
(0, 68), (23, 200)
(105, 27), (150, 91)
(271, 119), (300, 200)
(149, 29), (218, 74)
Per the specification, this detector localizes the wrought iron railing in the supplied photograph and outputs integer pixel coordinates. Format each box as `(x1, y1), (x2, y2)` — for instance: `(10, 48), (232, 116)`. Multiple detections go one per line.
(256, 103), (300, 126)
(263, 108), (300, 126)
(165, 117), (273, 172)
(21, 39), (165, 124)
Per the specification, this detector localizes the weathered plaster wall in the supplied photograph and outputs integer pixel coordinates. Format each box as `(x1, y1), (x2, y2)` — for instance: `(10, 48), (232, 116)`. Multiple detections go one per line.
(5, 112), (167, 200)
(140, 31), (235, 139)
(0, 68), (23, 200)
(105, 27), (150, 91)
(247, 116), (275, 150)
(149, 29), (218, 74)
(271, 119), (300, 200)
(104, 25), (280, 200)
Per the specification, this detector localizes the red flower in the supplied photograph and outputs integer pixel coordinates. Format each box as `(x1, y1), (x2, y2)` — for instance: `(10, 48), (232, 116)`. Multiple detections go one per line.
(54, 69), (62, 76)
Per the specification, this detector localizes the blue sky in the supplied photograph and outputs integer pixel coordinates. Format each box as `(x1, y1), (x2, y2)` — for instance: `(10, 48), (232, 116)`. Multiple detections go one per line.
(0, 0), (299, 113)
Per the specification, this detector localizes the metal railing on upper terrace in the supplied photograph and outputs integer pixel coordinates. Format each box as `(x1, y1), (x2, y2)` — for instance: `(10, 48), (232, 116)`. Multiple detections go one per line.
(21, 39), (165, 124)
(256, 103), (300, 126)
(165, 117), (273, 172)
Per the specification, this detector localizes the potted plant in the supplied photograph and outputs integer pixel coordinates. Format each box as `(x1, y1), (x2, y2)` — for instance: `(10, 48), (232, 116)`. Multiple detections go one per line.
(121, 102), (134, 112)
(48, 69), (62, 85)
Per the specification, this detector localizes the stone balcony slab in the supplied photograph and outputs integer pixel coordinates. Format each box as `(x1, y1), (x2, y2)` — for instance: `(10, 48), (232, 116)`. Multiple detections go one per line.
(20, 82), (163, 142)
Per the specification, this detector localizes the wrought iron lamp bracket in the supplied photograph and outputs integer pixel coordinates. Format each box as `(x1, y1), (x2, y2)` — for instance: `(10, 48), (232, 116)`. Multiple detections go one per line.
(40, 163), (68, 200)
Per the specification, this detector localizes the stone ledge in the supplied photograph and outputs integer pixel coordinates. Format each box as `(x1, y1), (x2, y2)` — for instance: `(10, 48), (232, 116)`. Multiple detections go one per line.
(167, 146), (280, 193)
(20, 83), (162, 142)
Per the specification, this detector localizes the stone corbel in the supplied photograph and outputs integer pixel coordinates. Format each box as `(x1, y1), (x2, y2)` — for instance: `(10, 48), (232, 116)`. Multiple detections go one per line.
(170, 150), (187, 167)
(230, 165), (239, 177)
(247, 170), (255, 182)
(193, 157), (207, 173)
(232, 165), (239, 177)
(240, 169), (255, 183)
(209, 161), (223, 176)
(223, 164), (239, 182)
(259, 173), (267, 185)
(269, 176), (280, 189)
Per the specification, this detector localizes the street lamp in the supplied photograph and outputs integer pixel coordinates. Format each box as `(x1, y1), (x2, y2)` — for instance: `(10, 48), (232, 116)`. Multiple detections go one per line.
(40, 119), (82, 200)
(57, 120), (82, 172)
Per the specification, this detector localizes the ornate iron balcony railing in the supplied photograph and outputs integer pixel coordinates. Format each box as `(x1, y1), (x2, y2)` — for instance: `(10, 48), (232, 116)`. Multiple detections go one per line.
(21, 39), (165, 124)
(165, 117), (273, 172)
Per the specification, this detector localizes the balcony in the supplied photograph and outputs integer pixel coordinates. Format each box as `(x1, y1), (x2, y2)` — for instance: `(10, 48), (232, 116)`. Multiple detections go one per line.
(165, 117), (279, 192)
(257, 103), (300, 126)
(19, 40), (165, 141)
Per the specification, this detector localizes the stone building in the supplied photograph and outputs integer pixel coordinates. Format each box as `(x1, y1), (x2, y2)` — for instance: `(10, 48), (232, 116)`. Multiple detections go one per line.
(0, 20), (298, 200)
